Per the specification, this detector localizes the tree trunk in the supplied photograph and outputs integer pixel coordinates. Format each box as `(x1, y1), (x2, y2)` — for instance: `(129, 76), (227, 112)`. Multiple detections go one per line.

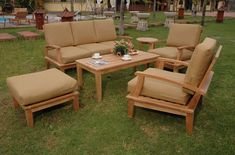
(153, 0), (156, 18)
(71, 0), (74, 12)
(201, 0), (207, 26)
(167, 0), (171, 11)
(119, 0), (124, 35)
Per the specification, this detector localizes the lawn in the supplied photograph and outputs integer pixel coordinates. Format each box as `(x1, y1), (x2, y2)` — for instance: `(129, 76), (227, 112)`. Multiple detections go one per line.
(0, 15), (235, 154)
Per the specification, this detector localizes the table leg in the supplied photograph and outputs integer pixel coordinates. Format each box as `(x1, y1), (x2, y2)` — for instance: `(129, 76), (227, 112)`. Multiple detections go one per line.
(95, 73), (102, 102)
(138, 42), (143, 50)
(149, 42), (157, 49)
(77, 66), (83, 88)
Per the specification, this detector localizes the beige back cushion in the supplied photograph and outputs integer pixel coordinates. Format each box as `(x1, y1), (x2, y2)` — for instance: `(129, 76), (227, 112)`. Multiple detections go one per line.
(44, 22), (74, 47)
(94, 19), (117, 42)
(71, 21), (97, 45)
(184, 37), (217, 88)
(167, 23), (202, 47)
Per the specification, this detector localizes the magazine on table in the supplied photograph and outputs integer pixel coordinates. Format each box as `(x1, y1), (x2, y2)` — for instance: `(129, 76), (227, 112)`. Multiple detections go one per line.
(88, 59), (109, 67)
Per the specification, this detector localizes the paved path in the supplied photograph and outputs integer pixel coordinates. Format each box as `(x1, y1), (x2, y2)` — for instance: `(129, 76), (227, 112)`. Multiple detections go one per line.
(185, 11), (235, 17)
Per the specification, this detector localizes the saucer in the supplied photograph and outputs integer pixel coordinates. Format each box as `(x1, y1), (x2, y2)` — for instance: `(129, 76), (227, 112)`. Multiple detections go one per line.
(121, 57), (132, 61)
(92, 55), (102, 59)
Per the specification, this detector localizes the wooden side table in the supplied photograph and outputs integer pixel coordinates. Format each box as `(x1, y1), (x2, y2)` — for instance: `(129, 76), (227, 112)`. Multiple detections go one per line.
(136, 37), (159, 50)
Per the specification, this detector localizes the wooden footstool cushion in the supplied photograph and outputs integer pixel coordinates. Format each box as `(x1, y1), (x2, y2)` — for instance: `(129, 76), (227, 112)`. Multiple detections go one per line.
(7, 68), (79, 127)
(17, 31), (40, 40)
(0, 33), (17, 41)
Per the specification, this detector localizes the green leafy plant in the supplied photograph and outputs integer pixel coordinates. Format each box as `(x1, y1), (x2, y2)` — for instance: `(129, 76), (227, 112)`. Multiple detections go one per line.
(113, 40), (129, 56)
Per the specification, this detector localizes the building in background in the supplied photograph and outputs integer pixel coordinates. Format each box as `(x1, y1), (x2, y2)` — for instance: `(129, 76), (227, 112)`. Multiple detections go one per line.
(43, 0), (234, 12)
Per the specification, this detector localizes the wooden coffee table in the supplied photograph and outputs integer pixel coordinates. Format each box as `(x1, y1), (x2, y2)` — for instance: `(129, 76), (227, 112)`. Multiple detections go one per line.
(76, 51), (159, 102)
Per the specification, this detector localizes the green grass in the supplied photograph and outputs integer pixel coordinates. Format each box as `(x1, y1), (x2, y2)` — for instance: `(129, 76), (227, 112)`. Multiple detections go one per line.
(0, 16), (235, 154)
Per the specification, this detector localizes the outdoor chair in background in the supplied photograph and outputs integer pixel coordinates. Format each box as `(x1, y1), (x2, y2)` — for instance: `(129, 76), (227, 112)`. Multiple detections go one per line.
(11, 7), (27, 15)
(0, 6), (3, 15)
(148, 23), (202, 72)
(127, 37), (222, 134)
(9, 11), (30, 25)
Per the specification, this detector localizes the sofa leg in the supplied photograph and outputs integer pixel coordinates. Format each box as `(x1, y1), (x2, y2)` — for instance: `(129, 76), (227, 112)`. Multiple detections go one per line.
(25, 109), (34, 127)
(59, 67), (65, 72)
(186, 113), (194, 135)
(45, 60), (50, 69)
(73, 94), (79, 111)
(13, 98), (20, 108)
(128, 100), (135, 118)
(173, 67), (179, 72)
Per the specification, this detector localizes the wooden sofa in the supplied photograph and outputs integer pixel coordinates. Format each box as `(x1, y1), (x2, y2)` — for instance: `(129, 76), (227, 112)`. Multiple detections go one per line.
(44, 19), (131, 71)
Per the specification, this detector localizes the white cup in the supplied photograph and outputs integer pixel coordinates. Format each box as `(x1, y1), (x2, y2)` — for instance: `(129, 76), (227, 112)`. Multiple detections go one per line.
(94, 53), (100, 58)
(123, 54), (130, 59)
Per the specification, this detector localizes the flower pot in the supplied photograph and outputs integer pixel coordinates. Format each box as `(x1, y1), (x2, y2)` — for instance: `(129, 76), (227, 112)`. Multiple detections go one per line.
(216, 10), (224, 23)
(178, 7), (184, 19)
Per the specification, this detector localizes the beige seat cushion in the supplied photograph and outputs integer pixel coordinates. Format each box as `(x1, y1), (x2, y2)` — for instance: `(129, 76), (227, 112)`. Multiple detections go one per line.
(94, 19), (117, 42)
(128, 68), (191, 105)
(167, 23), (202, 47)
(148, 47), (193, 60)
(44, 22), (74, 47)
(70, 21), (97, 45)
(78, 43), (113, 55)
(7, 69), (77, 106)
(184, 37), (217, 87)
(47, 46), (92, 64)
(100, 41), (116, 47)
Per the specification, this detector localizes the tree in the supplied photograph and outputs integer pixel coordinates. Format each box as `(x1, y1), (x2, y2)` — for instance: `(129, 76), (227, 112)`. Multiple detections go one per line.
(119, 0), (124, 35)
(201, 0), (207, 26)
(153, 0), (156, 18)
(70, 0), (74, 12)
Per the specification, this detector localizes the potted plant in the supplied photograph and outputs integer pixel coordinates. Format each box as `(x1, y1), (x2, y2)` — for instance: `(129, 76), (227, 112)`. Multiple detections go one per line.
(178, 0), (184, 19)
(113, 40), (129, 56)
(216, 0), (225, 23)
(113, 40), (137, 56)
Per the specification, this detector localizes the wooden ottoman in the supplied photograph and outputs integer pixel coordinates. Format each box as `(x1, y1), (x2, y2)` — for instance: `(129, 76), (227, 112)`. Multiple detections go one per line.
(6, 68), (79, 127)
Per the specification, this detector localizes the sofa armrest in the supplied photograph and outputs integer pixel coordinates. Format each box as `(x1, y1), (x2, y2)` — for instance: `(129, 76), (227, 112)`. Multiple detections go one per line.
(46, 45), (61, 50)
(45, 45), (63, 63)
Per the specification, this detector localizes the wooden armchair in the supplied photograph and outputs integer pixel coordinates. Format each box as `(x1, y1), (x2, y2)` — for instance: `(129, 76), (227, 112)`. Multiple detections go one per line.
(10, 11), (30, 25)
(127, 37), (222, 134)
(148, 23), (202, 72)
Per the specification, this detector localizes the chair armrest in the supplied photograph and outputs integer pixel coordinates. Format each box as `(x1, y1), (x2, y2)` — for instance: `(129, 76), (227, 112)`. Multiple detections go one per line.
(158, 57), (189, 66)
(135, 71), (197, 93)
(176, 45), (194, 60)
(156, 57), (189, 69)
(177, 45), (194, 50)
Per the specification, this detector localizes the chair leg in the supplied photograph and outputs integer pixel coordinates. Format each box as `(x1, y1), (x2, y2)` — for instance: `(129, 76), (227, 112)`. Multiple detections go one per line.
(12, 98), (20, 108)
(73, 94), (79, 111)
(25, 109), (34, 127)
(186, 113), (194, 135)
(132, 67), (137, 74)
(128, 100), (135, 118)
